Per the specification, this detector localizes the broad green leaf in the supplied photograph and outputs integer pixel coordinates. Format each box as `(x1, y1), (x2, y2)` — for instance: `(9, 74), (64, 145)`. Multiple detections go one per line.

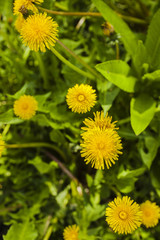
(99, 86), (120, 113)
(130, 94), (156, 135)
(96, 60), (137, 92)
(0, 110), (23, 125)
(138, 137), (159, 169)
(143, 70), (160, 81)
(116, 177), (135, 193)
(35, 92), (51, 112)
(145, 9), (160, 69)
(117, 167), (146, 179)
(92, 0), (138, 57)
(133, 40), (148, 76)
(0, 1), (12, 17)
(3, 220), (38, 240)
(29, 156), (52, 174)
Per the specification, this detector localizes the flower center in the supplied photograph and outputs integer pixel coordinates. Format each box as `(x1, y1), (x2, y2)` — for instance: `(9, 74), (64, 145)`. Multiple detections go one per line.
(22, 103), (29, 110)
(119, 211), (128, 220)
(77, 94), (85, 102)
(97, 142), (105, 150)
(144, 210), (151, 217)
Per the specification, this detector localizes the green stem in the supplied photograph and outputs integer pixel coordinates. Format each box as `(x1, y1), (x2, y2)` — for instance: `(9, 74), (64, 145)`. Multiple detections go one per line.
(38, 6), (147, 24)
(43, 225), (54, 240)
(117, 117), (130, 126)
(115, 40), (120, 60)
(50, 46), (95, 80)
(110, 186), (121, 198)
(5, 142), (66, 161)
(34, 52), (48, 89)
(57, 40), (104, 81)
(2, 124), (10, 137)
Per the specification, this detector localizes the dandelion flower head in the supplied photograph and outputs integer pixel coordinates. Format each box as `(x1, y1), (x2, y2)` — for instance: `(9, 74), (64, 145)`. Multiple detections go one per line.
(20, 13), (58, 52)
(140, 200), (160, 228)
(106, 196), (142, 234)
(66, 84), (96, 114)
(0, 135), (5, 157)
(63, 225), (79, 240)
(14, 95), (38, 120)
(81, 111), (117, 133)
(15, 14), (26, 32)
(80, 127), (122, 169)
(13, 0), (43, 16)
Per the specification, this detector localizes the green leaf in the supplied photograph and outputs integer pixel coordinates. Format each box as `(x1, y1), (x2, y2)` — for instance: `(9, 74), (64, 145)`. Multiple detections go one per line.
(96, 60), (137, 92)
(116, 177), (135, 193)
(35, 92), (51, 112)
(130, 94), (156, 135)
(145, 9), (160, 69)
(133, 40), (148, 76)
(117, 167), (146, 179)
(99, 85), (120, 113)
(3, 220), (38, 240)
(0, 110), (23, 125)
(143, 70), (160, 81)
(138, 137), (159, 169)
(29, 156), (52, 174)
(92, 0), (138, 57)
(0, 1), (12, 17)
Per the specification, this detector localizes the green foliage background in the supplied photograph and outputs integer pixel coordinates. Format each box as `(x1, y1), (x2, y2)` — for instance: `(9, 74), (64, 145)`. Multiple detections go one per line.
(0, 0), (160, 239)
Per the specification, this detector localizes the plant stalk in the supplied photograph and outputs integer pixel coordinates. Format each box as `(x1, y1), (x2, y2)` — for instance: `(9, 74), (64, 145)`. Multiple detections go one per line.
(38, 6), (147, 24)
(50, 46), (95, 80)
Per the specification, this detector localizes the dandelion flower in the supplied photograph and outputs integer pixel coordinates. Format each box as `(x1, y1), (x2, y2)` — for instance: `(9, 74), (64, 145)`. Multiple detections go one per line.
(81, 127), (122, 169)
(81, 111), (117, 133)
(66, 84), (96, 114)
(140, 200), (160, 228)
(20, 13), (58, 52)
(14, 95), (38, 120)
(15, 14), (26, 32)
(63, 225), (79, 240)
(0, 135), (5, 157)
(106, 196), (142, 234)
(13, 0), (43, 16)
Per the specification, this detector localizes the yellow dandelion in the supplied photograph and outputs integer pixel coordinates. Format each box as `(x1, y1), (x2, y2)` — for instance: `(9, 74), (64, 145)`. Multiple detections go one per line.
(63, 225), (79, 240)
(140, 200), (160, 228)
(20, 13), (58, 52)
(81, 111), (117, 133)
(80, 127), (122, 170)
(14, 95), (38, 120)
(106, 196), (142, 234)
(15, 14), (26, 32)
(0, 135), (5, 157)
(66, 84), (96, 114)
(13, 0), (43, 16)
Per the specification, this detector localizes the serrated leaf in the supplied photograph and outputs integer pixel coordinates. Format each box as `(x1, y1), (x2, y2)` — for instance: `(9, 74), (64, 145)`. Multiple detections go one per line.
(92, 0), (138, 57)
(3, 220), (38, 240)
(96, 60), (137, 92)
(130, 94), (156, 135)
(143, 70), (160, 81)
(139, 137), (159, 169)
(145, 9), (160, 69)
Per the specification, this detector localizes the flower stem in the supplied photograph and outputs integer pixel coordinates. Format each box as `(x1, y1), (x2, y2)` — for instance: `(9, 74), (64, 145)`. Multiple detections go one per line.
(38, 6), (147, 24)
(50, 46), (95, 80)
(57, 40), (104, 81)
(34, 52), (48, 89)
(43, 225), (54, 240)
(5, 142), (66, 161)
